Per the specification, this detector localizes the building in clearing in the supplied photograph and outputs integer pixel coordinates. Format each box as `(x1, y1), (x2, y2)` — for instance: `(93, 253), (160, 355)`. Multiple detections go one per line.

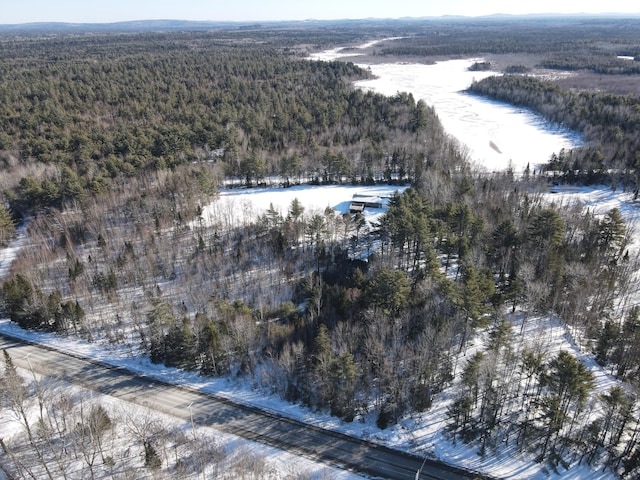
(349, 194), (383, 213)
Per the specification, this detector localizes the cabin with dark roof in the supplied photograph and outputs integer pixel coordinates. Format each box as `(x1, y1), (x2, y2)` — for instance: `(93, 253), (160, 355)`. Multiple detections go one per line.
(348, 194), (383, 213)
(349, 202), (365, 213)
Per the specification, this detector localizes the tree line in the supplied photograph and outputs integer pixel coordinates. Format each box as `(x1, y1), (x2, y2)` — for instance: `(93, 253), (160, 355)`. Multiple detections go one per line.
(374, 18), (640, 63)
(468, 74), (640, 189)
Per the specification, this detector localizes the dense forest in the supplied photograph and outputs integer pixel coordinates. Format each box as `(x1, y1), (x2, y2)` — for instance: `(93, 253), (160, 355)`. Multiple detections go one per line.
(372, 17), (640, 66)
(2, 18), (640, 479)
(0, 33), (427, 213)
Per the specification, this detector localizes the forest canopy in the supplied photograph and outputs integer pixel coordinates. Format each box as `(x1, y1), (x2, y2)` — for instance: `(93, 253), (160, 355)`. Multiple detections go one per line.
(0, 30), (456, 219)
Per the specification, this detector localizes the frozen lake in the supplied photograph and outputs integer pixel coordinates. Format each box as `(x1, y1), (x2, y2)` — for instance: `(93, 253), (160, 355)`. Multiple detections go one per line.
(312, 43), (582, 173)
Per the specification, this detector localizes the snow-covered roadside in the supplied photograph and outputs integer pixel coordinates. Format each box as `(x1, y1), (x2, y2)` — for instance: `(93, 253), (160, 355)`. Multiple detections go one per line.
(0, 357), (361, 480)
(0, 220), (366, 480)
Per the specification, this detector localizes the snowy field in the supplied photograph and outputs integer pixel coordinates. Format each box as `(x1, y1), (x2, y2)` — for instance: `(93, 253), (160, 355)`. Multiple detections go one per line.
(199, 183), (409, 228)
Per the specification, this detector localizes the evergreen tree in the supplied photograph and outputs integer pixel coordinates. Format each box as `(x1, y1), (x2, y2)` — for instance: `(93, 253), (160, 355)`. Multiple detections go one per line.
(527, 208), (565, 279)
(366, 267), (411, 316)
(411, 99), (429, 132)
(489, 219), (519, 279)
(598, 386), (633, 454)
(0, 205), (16, 246)
(1, 349), (27, 407)
(539, 351), (595, 459)
(329, 352), (358, 420)
(2, 274), (34, 324)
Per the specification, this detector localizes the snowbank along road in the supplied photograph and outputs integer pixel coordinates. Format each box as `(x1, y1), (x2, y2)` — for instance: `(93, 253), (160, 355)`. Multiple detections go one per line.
(0, 332), (488, 480)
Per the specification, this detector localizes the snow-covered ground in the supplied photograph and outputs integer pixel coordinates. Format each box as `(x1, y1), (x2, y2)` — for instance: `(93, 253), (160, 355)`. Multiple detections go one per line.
(0, 351), (360, 480)
(545, 185), (640, 229)
(199, 184), (409, 229)
(0, 223), (26, 279)
(544, 185), (640, 316)
(3, 183), (640, 479)
(0, 44), (633, 480)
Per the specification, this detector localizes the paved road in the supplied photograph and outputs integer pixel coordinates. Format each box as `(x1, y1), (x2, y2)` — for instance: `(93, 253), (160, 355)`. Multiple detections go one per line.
(0, 332), (487, 480)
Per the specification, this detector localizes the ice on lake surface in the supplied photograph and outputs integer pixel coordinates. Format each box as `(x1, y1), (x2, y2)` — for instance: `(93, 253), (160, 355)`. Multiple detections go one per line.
(209, 46), (584, 226)
(357, 59), (581, 173)
(314, 44), (582, 173)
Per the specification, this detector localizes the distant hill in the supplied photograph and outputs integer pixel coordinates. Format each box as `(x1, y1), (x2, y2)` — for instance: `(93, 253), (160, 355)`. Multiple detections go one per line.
(0, 18), (403, 34)
(2, 13), (640, 35)
(0, 19), (262, 34)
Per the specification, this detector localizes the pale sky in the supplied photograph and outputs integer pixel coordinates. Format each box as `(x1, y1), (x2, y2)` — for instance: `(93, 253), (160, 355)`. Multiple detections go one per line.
(2, 0), (639, 24)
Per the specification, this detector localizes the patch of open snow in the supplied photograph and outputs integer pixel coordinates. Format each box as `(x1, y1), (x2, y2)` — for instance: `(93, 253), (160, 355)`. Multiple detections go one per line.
(546, 185), (640, 236)
(198, 183), (409, 229)
(0, 223), (27, 279)
(308, 37), (401, 62)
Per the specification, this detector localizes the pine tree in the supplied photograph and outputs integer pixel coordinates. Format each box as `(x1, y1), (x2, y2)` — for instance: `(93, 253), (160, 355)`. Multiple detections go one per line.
(539, 351), (595, 460)
(2, 350), (27, 407)
(313, 323), (331, 364)
(366, 267), (411, 316)
(596, 319), (620, 365)
(312, 323), (331, 407)
(527, 208), (565, 280)
(199, 319), (224, 375)
(329, 352), (358, 421)
(144, 440), (162, 470)
(0, 205), (16, 246)
(411, 99), (429, 132)
(490, 219), (519, 278)
(2, 274), (34, 326)
(598, 386), (633, 453)
(597, 208), (627, 264)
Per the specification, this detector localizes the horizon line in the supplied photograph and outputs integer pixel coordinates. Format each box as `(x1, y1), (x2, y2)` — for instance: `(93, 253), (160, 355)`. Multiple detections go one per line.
(3, 12), (640, 28)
